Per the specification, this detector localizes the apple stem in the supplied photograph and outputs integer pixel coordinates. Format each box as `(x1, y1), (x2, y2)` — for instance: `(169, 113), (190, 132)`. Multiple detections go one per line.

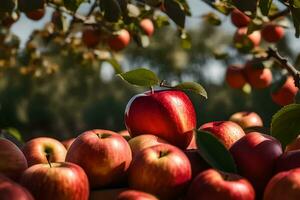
(46, 154), (52, 168)
(150, 86), (154, 94)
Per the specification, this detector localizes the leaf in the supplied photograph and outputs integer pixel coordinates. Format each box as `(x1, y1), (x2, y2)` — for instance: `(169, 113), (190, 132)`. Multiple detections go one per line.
(163, 0), (186, 28)
(118, 68), (160, 87)
(64, 0), (85, 12)
(232, 0), (257, 13)
(271, 104), (300, 148)
(259, 0), (273, 16)
(290, 2), (300, 37)
(100, 0), (122, 22)
(0, 0), (16, 12)
(196, 130), (237, 173)
(18, 0), (44, 12)
(174, 82), (207, 98)
(3, 128), (23, 142)
(105, 58), (123, 74)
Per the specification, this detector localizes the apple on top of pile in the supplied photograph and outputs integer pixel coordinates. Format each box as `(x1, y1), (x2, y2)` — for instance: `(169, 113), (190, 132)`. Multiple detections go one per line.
(0, 88), (299, 200)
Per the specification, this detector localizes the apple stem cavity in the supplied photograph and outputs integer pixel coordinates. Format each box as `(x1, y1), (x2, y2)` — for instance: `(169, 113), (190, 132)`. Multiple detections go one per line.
(46, 153), (52, 168)
(96, 133), (111, 139)
(158, 150), (168, 158)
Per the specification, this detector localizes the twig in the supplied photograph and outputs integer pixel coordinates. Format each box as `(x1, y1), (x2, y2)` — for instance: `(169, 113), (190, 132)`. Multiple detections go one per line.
(269, 8), (290, 21)
(267, 47), (300, 88)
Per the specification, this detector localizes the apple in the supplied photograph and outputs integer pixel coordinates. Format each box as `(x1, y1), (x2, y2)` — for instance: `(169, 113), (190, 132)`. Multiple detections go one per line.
(22, 137), (67, 167)
(263, 168), (300, 200)
(128, 144), (192, 200)
(25, 9), (45, 21)
(125, 89), (196, 149)
(229, 111), (263, 129)
(271, 76), (298, 106)
(229, 132), (283, 195)
(231, 8), (250, 28)
(82, 27), (101, 48)
(61, 138), (76, 150)
(276, 150), (300, 173)
(199, 121), (245, 149)
(286, 135), (300, 151)
(65, 129), (132, 188)
(20, 162), (89, 200)
(116, 190), (159, 200)
(128, 134), (169, 157)
(225, 65), (247, 89)
(186, 169), (255, 200)
(0, 174), (34, 200)
(0, 138), (28, 181)
(140, 19), (155, 37)
(108, 29), (131, 51)
(261, 24), (285, 43)
(244, 60), (272, 89)
(183, 149), (210, 179)
(233, 28), (261, 51)
(118, 130), (132, 141)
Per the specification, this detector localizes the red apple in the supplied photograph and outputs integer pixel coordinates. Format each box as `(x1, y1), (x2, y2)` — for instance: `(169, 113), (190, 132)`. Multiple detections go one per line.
(128, 144), (192, 199)
(261, 24), (285, 43)
(108, 29), (130, 51)
(184, 149), (210, 179)
(82, 27), (101, 48)
(244, 60), (272, 89)
(229, 111), (263, 129)
(225, 65), (247, 89)
(229, 132), (282, 194)
(271, 76), (298, 106)
(61, 138), (76, 150)
(20, 162), (89, 200)
(65, 129), (132, 188)
(199, 121), (245, 149)
(231, 8), (250, 28)
(0, 174), (33, 200)
(0, 138), (28, 181)
(276, 150), (300, 172)
(263, 168), (300, 200)
(286, 135), (300, 151)
(22, 137), (67, 167)
(116, 190), (159, 200)
(118, 130), (132, 141)
(186, 169), (255, 200)
(140, 19), (155, 37)
(25, 8), (45, 21)
(233, 28), (261, 51)
(128, 134), (169, 158)
(125, 89), (196, 149)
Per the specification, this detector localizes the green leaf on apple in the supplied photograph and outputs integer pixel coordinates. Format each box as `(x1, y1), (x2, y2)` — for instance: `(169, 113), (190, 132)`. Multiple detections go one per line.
(118, 68), (160, 87)
(174, 82), (208, 99)
(196, 130), (237, 173)
(271, 104), (300, 148)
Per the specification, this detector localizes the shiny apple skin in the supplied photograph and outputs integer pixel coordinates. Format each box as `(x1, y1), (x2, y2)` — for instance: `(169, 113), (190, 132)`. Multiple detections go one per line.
(128, 144), (192, 200)
(22, 137), (67, 167)
(20, 162), (89, 200)
(65, 129), (132, 188)
(229, 132), (282, 195)
(229, 111), (263, 129)
(276, 150), (300, 173)
(186, 169), (255, 200)
(125, 89), (196, 149)
(199, 121), (245, 149)
(0, 138), (28, 181)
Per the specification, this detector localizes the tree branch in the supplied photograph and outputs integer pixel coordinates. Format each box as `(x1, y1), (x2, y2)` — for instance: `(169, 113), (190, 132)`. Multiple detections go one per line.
(269, 8), (290, 21)
(267, 47), (300, 88)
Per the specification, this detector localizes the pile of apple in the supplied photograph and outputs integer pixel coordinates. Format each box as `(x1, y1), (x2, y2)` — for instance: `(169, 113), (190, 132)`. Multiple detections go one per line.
(1, 89), (300, 200)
